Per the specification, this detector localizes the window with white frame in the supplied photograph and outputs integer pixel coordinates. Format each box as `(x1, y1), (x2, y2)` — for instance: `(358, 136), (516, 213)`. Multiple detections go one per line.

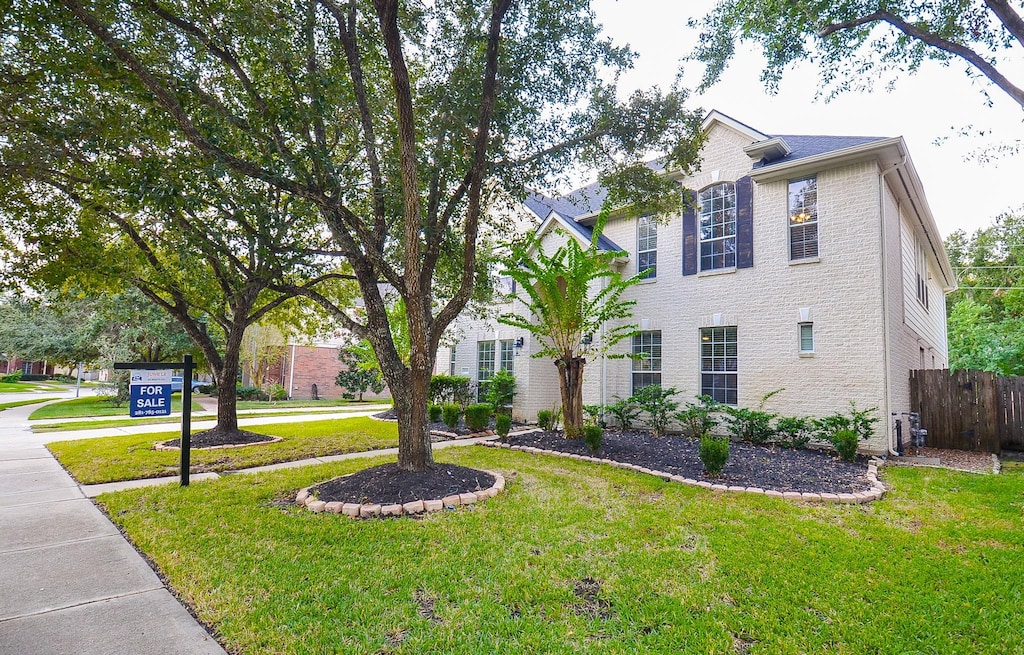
(915, 238), (929, 310)
(477, 341), (495, 384)
(698, 183), (737, 271)
(631, 331), (662, 393)
(700, 327), (737, 405)
(799, 323), (814, 353)
(449, 346), (457, 376)
(637, 215), (657, 279)
(789, 177), (818, 260)
(499, 339), (515, 374)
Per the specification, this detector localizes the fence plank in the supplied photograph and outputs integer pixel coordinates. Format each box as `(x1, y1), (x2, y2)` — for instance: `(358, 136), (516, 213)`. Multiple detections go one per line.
(909, 369), (1006, 453)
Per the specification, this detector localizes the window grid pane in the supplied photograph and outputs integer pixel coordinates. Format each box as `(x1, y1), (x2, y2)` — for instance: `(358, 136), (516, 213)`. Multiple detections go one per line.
(799, 323), (814, 352)
(499, 339), (515, 374)
(631, 330), (662, 394)
(698, 183), (737, 271)
(700, 327), (737, 405)
(449, 346), (457, 376)
(789, 177), (818, 260)
(477, 341), (495, 382)
(637, 215), (657, 279)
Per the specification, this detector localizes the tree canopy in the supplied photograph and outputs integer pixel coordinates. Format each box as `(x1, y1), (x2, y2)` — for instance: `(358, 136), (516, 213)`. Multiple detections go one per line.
(691, 0), (1024, 111)
(945, 209), (1024, 374)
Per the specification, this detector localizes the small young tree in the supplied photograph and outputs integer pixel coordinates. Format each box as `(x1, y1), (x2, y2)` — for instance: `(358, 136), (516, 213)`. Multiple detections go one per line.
(335, 342), (386, 401)
(499, 227), (646, 435)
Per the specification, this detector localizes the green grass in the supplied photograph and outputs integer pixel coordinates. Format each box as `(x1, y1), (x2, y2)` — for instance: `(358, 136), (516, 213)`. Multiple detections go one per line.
(30, 406), (380, 433)
(47, 416), (398, 484)
(94, 450), (1024, 654)
(0, 381), (66, 393)
(28, 395), (202, 420)
(235, 398), (374, 410)
(0, 397), (62, 412)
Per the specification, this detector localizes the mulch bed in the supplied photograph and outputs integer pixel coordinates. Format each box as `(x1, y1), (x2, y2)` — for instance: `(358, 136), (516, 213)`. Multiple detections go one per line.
(506, 429), (874, 494)
(310, 463), (496, 506)
(373, 409), (522, 437)
(162, 428), (275, 449)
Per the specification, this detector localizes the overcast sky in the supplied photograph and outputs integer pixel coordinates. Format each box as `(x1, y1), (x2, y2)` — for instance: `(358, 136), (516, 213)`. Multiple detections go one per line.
(592, 0), (1024, 238)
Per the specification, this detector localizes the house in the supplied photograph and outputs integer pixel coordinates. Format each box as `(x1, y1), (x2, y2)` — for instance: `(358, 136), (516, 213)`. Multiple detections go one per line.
(438, 110), (955, 455)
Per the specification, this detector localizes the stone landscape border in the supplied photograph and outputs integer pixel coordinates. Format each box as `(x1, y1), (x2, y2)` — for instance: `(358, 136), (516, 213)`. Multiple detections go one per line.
(295, 469), (506, 518)
(482, 441), (886, 503)
(154, 436), (284, 451)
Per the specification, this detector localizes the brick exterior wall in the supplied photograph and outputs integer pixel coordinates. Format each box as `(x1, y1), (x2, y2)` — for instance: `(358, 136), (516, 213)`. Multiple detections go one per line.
(279, 345), (391, 402)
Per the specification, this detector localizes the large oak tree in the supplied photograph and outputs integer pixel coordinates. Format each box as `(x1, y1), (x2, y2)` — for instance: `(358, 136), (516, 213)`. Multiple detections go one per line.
(4, 0), (703, 470)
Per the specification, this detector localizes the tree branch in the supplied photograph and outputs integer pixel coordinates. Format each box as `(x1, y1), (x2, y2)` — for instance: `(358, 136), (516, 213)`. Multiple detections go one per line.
(984, 0), (1024, 49)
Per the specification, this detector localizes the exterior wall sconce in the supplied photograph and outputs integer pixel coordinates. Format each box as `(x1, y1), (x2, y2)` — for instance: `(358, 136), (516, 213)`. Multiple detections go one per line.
(581, 334), (593, 345)
(514, 336), (524, 356)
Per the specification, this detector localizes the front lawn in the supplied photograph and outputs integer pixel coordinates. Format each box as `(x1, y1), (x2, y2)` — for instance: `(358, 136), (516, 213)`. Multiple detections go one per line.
(235, 398), (374, 410)
(97, 448), (1024, 654)
(48, 416), (398, 484)
(0, 381), (66, 393)
(31, 406), (383, 433)
(0, 397), (61, 412)
(28, 395), (203, 420)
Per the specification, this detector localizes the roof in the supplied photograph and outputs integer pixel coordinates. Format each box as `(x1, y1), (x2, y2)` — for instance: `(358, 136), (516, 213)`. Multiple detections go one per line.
(752, 134), (889, 169)
(524, 194), (624, 252)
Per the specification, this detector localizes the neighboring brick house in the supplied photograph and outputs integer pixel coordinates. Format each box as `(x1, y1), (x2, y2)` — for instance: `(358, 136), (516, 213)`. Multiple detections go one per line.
(437, 110), (955, 455)
(266, 338), (391, 402)
(1, 358), (55, 377)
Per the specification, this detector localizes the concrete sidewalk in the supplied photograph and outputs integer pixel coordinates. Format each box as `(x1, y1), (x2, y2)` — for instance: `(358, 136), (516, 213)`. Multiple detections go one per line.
(0, 441), (225, 653)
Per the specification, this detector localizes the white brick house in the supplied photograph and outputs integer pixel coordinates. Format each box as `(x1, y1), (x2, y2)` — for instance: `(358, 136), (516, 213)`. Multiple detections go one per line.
(439, 110), (955, 454)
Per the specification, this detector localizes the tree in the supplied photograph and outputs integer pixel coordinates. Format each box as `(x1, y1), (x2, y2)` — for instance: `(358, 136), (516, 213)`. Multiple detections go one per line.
(335, 342), (386, 401)
(691, 1), (1024, 111)
(0, 295), (101, 370)
(11, 0), (706, 471)
(240, 323), (287, 391)
(498, 225), (645, 435)
(944, 209), (1024, 374)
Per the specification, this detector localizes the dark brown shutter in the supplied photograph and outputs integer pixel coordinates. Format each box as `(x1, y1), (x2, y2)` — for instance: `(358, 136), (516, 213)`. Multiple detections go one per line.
(682, 189), (698, 276)
(736, 176), (753, 269)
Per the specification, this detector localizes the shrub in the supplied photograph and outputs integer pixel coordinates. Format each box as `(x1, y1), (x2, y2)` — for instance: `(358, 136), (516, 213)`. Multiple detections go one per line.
(429, 375), (472, 406)
(485, 369), (516, 411)
(774, 416), (812, 449)
(583, 404), (605, 427)
(582, 424), (603, 452)
(632, 385), (680, 437)
(428, 404), (443, 422)
(442, 403), (461, 431)
(236, 385), (267, 401)
(831, 429), (860, 462)
(699, 435), (730, 476)
(268, 384), (288, 401)
(495, 413), (512, 438)
(18, 374), (49, 382)
(606, 396), (640, 430)
(464, 403), (492, 432)
(536, 409), (553, 431)
(723, 388), (781, 444)
(675, 395), (720, 439)
(0, 371), (22, 383)
(564, 424), (582, 440)
(813, 401), (879, 442)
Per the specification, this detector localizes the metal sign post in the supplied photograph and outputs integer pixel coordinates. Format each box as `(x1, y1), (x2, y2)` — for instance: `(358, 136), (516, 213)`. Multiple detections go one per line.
(114, 354), (195, 486)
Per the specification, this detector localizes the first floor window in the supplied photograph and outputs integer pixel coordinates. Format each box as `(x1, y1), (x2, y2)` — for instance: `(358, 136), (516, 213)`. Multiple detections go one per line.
(700, 327), (737, 405)
(631, 330), (662, 393)
(499, 339), (515, 374)
(478, 340), (496, 402)
(799, 323), (814, 353)
(449, 346), (457, 376)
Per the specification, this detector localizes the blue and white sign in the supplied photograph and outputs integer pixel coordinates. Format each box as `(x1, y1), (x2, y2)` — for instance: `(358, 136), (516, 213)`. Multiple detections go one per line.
(129, 369), (172, 418)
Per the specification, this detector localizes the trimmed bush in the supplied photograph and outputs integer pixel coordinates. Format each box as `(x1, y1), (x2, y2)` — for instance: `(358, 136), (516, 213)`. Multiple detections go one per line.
(18, 374), (49, 382)
(428, 404), (443, 422)
(0, 372), (22, 383)
(464, 403), (492, 432)
(831, 429), (860, 462)
(632, 385), (680, 437)
(675, 395), (720, 439)
(442, 403), (461, 431)
(495, 413), (512, 438)
(485, 369), (516, 411)
(582, 424), (603, 452)
(236, 385), (267, 401)
(774, 416), (812, 449)
(606, 396), (639, 430)
(536, 409), (554, 431)
(699, 435), (730, 476)
(724, 406), (777, 444)
(429, 375), (472, 406)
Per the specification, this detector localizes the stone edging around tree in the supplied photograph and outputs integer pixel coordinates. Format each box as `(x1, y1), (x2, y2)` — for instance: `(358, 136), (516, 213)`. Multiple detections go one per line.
(295, 470), (506, 518)
(154, 436), (284, 451)
(482, 442), (886, 503)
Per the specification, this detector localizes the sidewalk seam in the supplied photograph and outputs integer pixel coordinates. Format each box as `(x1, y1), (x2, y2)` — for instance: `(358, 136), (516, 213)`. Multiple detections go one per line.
(0, 587), (165, 623)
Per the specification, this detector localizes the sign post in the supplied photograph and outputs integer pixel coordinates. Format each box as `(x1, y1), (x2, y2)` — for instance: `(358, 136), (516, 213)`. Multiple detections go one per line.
(114, 354), (195, 486)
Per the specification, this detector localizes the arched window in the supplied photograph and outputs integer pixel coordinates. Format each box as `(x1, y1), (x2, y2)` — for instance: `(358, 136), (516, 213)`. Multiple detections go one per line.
(698, 182), (736, 271)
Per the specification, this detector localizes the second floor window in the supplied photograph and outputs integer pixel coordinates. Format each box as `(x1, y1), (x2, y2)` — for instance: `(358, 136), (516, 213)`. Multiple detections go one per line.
(637, 215), (657, 279)
(699, 183), (736, 270)
(789, 177), (818, 260)
(916, 239), (929, 310)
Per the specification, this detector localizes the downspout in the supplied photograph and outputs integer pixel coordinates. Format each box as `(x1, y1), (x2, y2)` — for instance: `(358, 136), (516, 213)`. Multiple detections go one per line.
(600, 275), (608, 424)
(287, 343), (297, 401)
(880, 152), (908, 457)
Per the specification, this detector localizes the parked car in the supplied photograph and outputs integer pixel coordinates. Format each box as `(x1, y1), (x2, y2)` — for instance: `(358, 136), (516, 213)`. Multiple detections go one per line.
(171, 377), (206, 393)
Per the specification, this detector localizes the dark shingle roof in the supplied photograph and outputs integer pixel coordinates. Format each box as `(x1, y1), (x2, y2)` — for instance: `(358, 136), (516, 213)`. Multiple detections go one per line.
(753, 134), (888, 168)
(524, 194), (624, 252)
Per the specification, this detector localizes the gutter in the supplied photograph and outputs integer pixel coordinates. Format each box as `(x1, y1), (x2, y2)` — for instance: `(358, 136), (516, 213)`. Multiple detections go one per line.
(880, 151), (908, 457)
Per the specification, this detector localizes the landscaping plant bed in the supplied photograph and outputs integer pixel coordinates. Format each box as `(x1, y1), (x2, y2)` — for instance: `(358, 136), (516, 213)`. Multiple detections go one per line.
(162, 428), (281, 449)
(506, 429), (874, 494)
(307, 462), (496, 507)
(373, 409), (525, 438)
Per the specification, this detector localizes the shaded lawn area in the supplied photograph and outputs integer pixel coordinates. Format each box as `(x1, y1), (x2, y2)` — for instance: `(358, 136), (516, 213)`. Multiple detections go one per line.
(28, 395), (203, 420)
(48, 417), (398, 484)
(234, 398), (377, 410)
(0, 381), (66, 393)
(31, 407), (382, 433)
(0, 397), (61, 412)
(96, 448), (1024, 654)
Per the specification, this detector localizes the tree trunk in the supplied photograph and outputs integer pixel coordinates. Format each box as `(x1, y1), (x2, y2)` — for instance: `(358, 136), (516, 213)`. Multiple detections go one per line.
(210, 322), (246, 435)
(557, 355), (586, 436)
(390, 363), (434, 471)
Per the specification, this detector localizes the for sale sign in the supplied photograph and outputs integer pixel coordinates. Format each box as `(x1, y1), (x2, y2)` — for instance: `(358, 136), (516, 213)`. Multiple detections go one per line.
(129, 369), (172, 418)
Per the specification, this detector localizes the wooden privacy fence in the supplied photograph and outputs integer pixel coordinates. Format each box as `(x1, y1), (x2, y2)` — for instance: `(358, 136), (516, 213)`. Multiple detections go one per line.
(909, 369), (1024, 453)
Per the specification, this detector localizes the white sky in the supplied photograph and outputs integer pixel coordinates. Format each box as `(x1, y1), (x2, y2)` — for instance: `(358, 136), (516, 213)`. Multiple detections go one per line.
(592, 0), (1024, 238)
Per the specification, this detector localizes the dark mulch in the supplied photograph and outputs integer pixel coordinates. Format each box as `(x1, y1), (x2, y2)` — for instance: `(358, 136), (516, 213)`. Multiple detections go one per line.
(163, 428), (274, 449)
(373, 409), (520, 437)
(310, 463), (496, 506)
(507, 429), (874, 494)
